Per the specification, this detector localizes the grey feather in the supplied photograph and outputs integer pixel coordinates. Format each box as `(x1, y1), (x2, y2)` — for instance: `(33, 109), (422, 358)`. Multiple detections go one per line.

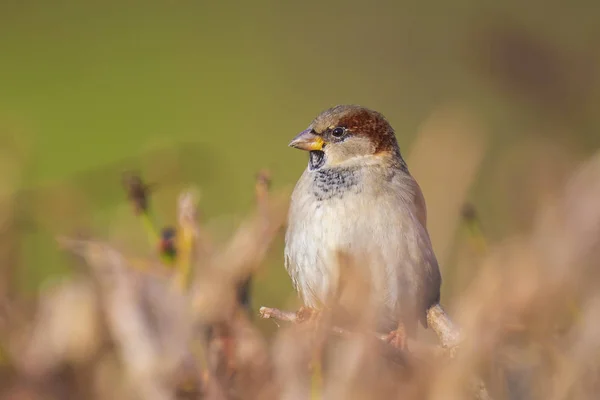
(284, 155), (441, 334)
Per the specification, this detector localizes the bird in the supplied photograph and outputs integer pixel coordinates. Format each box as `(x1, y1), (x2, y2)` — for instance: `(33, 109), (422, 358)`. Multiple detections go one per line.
(284, 104), (442, 349)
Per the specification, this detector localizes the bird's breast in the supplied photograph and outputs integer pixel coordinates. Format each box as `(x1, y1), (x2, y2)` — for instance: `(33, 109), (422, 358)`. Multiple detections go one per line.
(285, 166), (413, 312)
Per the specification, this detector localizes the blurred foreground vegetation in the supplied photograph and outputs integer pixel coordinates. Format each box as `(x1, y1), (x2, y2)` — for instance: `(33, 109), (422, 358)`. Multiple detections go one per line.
(0, 1), (599, 398)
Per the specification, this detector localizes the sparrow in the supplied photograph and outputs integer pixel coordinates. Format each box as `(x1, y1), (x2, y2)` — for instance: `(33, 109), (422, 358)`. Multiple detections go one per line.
(284, 105), (442, 348)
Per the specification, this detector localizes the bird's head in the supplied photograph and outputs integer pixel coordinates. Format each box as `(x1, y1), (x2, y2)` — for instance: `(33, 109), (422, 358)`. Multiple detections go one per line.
(289, 105), (400, 170)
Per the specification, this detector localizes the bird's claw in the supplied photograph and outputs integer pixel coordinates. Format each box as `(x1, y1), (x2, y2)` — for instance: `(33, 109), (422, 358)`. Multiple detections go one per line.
(295, 306), (319, 323)
(385, 325), (408, 351)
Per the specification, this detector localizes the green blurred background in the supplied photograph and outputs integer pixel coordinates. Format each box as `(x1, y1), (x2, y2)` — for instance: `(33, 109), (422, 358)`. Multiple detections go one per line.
(1, 0), (599, 317)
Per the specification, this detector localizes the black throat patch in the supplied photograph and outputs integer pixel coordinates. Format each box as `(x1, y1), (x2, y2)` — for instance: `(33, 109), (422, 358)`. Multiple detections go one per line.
(308, 151), (325, 170)
(311, 166), (360, 201)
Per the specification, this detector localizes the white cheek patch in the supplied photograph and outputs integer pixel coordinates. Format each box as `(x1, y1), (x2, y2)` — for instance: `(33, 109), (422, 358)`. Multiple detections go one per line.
(326, 136), (376, 165)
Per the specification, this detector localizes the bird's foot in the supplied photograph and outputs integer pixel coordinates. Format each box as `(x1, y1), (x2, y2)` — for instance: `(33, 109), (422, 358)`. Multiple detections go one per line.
(385, 324), (408, 351)
(296, 307), (328, 347)
(295, 306), (319, 324)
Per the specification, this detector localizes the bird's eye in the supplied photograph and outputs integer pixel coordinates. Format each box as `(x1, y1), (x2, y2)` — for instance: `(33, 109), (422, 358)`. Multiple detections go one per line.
(331, 127), (346, 138)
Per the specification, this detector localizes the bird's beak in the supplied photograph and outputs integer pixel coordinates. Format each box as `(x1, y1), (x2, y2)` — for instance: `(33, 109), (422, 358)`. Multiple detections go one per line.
(288, 129), (324, 151)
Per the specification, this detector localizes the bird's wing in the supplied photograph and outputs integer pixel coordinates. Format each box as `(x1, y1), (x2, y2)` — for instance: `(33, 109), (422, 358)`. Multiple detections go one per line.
(412, 179), (428, 229)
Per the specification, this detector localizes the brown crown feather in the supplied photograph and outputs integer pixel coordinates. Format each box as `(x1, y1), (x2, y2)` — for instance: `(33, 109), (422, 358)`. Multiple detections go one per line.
(311, 105), (399, 154)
